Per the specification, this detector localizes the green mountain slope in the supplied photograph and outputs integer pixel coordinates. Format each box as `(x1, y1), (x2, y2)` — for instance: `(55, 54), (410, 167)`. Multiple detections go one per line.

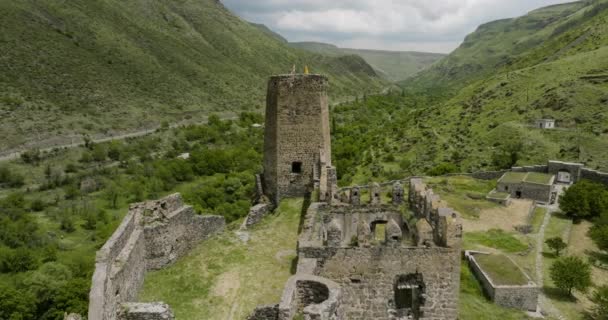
(290, 42), (445, 82)
(0, 0), (384, 151)
(333, 0), (608, 185)
(403, 1), (591, 91)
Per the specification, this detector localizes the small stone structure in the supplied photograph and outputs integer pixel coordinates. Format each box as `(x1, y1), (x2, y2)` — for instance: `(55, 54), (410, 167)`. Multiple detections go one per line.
(244, 203), (272, 228)
(465, 251), (538, 312)
(262, 74), (334, 204)
(88, 194), (225, 320)
(118, 303), (175, 320)
(496, 172), (555, 203)
(535, 119), (555, 129)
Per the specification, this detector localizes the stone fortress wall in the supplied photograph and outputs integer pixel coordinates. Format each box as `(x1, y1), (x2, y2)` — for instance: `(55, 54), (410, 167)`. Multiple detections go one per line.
(249, 179), (463, 320)
(88, 194), (225, 320)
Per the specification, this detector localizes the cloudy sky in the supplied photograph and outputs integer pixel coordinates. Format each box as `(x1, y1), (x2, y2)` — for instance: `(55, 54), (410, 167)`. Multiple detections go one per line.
(222, 0), (574, 53)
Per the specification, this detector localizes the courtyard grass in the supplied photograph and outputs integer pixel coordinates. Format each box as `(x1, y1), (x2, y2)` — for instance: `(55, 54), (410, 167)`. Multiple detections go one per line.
(499, 172), (527, 184)
(459, 262), (531, 320)
(139, 198), (304, 319)
(464, 229), (529, 253)
(530, 207), (547, 233)
(475, 254), (529, 286)
(425, 176), (499, 219)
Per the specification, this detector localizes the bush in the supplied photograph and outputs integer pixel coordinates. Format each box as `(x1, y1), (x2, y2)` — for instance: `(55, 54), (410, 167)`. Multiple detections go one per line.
(545, 237), (567, 256)
(0, 166), (25, 188)
(590, 224), (608, 252)
(559, 180), (608, 218)
(30, 199), (46, 212)
(60, 216), (76, 233)
(590, 285), (608, 320)
(0, 247), (39, 273)
(549, 256), (591, 296)
(428, 162), (459, 176)
(0, 283), (36, 320)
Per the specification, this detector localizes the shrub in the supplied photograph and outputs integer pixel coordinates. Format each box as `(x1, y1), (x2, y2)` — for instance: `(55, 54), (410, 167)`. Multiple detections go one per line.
(590, 285), (608, 320)
(590, 224), (608, 252)
(559, 180), (608, 218)
(0, 166), (25, 188)
(30, 199), (46, 212)
(428, 162), (459, 176)
(545, 237), (567, 256)
(549, 256), (591, 296)
(0, 247), (39, 273)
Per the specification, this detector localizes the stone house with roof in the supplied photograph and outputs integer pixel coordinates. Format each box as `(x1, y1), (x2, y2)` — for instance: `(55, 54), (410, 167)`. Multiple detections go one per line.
(496, 172), (556, 203)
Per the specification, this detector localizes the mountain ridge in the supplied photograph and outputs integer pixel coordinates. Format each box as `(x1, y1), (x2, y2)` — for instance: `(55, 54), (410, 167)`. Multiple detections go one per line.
(0, 0), (384, 152)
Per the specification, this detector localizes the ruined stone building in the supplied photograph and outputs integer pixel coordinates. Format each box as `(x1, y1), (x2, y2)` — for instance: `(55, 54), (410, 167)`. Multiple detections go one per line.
(248, 74), (463, 320)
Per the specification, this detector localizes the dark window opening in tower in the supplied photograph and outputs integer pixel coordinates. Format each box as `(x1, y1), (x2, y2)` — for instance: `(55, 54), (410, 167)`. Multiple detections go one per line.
(395, 286), (414, 309)
(292, 162), (303, 174)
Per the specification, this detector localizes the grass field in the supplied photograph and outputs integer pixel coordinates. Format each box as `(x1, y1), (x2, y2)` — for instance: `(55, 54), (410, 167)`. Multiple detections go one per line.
(425, 176), (499, 219)
(465, 229), (529, 253)
(475, 254), (529, 286)
(139, 198), (303, 319)
(530, 207), (547, 234)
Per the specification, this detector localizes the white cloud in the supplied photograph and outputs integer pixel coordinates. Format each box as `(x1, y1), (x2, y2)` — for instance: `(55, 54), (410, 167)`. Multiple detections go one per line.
(222, 0), (575, 53)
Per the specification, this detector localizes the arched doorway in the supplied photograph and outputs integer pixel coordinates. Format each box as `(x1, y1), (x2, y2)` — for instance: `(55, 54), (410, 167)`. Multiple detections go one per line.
(557, 169), (572, 184)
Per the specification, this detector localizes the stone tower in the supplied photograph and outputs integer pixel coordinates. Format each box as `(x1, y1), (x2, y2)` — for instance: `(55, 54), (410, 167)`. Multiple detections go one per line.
(263, 74), (332, 204)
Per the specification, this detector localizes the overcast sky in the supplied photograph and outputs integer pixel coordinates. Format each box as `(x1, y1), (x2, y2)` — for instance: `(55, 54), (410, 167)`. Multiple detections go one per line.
(222, 0), (575, 53)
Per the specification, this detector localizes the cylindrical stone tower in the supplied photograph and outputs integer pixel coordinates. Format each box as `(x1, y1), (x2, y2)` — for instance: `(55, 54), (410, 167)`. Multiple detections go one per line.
(262, 74), (332, 204)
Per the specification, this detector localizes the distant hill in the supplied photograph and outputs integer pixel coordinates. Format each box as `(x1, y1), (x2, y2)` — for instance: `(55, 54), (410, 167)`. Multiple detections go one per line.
(290, 42), (446, 82)
(402, 1), (595, 91)
(0, 0), (384, 151)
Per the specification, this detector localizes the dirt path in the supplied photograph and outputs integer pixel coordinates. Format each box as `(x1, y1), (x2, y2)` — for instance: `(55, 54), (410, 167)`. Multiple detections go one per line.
(463, 199), (532, 232)
(534, 205), (566, 319)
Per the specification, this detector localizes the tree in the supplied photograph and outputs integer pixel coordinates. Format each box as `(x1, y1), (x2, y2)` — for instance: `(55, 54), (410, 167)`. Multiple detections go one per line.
(546, 237), (567, 256)
(559, 180), (608, 219)
(550, 256), (591, 296)
(590, 224), (608, 252)
(104, 182), (121, 209)
(590, 285), (608, 320)
(0, 283), (36, 320)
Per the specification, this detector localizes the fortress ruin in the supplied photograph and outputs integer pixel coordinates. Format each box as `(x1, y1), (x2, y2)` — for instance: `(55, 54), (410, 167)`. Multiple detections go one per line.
(247, 74), (463, 320)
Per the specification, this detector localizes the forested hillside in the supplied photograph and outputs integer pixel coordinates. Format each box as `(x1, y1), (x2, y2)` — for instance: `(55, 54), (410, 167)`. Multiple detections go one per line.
(0, 0), (384, 152)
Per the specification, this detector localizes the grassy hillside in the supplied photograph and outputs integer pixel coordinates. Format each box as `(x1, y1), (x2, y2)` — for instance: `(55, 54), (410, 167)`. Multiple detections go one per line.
(290, 42), (445, 82)
(332, 0), (608, 185)
(403, 1), (592, 92)
(0, 0), (384, 152)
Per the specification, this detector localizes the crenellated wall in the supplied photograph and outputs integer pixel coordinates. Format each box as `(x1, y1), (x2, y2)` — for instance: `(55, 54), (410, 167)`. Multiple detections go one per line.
(88, 194), (225, 320)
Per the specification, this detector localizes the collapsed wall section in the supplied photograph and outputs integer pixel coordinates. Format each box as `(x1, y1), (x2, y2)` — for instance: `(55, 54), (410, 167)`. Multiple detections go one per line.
(88, 194), (225, 320)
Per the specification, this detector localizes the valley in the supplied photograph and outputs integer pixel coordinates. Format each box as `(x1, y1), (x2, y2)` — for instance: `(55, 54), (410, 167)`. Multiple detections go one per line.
(1, 0), (608, 319)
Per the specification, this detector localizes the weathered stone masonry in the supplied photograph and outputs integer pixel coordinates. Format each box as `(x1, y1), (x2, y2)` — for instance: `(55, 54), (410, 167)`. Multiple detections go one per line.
(88, 194), (225, 320)
(249, 179), (463, 320)
(262, 74), (332, 204)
